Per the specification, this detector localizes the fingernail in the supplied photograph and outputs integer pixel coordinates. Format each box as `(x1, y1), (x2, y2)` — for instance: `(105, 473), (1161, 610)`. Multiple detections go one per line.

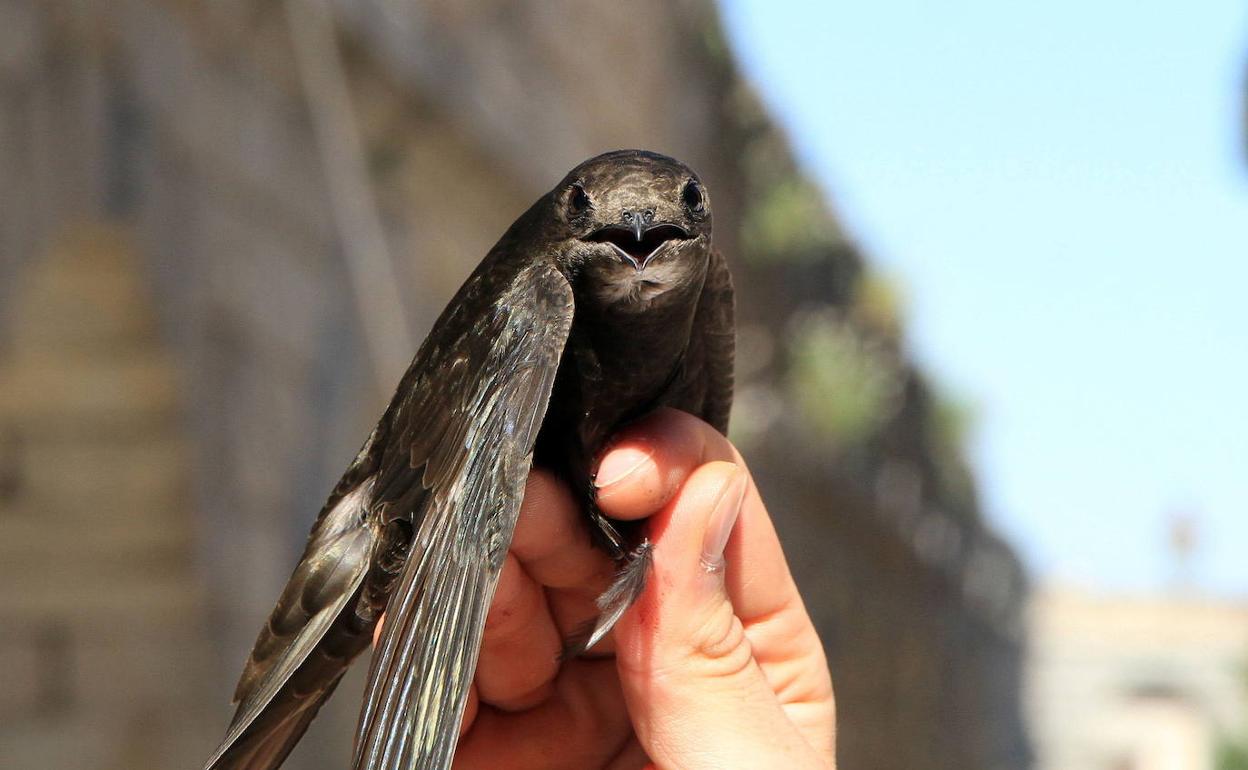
(700, 467), (748, 574)
(594, 443), (654, 489)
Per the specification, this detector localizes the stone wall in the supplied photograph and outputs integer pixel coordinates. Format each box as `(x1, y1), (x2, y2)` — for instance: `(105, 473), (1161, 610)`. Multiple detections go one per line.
(0, 225), (214, 768)
(0, 1), (1030, 767)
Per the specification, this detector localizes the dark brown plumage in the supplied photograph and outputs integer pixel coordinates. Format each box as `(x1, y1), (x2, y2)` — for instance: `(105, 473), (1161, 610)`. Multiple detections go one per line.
(202, 149), (735, 770)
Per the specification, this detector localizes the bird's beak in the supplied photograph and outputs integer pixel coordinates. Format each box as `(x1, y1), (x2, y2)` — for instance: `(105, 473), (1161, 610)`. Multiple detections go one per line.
(630, 216), (646, 244)
(585, 222), (691, 270)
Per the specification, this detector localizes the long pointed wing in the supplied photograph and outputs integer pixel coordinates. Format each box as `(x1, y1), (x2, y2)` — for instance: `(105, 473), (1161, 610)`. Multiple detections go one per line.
(203, 469), (380, 770)
(353, 260), (575, 770)
(686, 247), (735, 434)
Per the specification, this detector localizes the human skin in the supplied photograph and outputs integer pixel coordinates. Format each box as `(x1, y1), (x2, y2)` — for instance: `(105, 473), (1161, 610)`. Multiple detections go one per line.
(378, 408), (836, 769)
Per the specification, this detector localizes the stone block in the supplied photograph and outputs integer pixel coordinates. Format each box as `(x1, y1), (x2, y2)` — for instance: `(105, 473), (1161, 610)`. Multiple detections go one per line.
(0, 351), (180, 421)
(0, 508), (192, 579)
(6, 228), (159, 355)
(0, 631), (44, 720)
(0, 574), (202, 627)
(12, 432), (189, 511)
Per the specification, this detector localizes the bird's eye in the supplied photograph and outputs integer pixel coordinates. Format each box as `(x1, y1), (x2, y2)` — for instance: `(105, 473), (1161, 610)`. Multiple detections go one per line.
(568, 183), (592, 214)
(681, 180), (705, 213)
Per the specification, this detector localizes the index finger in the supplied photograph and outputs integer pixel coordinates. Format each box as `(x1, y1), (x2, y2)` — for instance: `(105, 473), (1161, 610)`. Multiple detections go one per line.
(596, 408), (796, 624)
(594, 408), (739, 520)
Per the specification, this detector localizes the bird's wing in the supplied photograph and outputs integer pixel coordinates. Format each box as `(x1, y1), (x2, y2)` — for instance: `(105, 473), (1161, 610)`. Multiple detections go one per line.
(203, 431), (384, 770)
(686, 247), (735, 433)
(352, 260), (575, 770)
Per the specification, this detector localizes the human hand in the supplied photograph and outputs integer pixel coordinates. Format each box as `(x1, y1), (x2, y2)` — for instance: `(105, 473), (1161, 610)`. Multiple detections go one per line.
(380, 408), (836, 769)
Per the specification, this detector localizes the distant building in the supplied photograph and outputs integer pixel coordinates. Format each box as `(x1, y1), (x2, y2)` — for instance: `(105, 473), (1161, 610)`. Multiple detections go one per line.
(1028, 585), (1248, 770)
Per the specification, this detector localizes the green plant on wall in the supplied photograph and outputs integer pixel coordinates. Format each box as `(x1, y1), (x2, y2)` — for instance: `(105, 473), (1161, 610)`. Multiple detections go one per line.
(741, 176), (842, 264)
(849, 271), (905, 342)
(1219, 742), (1248, 770)
(1217, 661), (1248, 770)
(786, 309), (902, 449)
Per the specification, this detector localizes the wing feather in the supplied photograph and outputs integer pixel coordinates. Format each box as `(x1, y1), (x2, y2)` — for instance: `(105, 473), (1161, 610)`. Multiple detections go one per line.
(353, 260), (575, 770)
(205, 248), (573, 770)
(203, 479), (377, 770)
(689, 247), (735, 434)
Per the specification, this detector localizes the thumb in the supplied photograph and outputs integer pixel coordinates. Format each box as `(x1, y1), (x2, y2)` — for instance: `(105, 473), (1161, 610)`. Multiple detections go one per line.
(613, 462), (823, 770)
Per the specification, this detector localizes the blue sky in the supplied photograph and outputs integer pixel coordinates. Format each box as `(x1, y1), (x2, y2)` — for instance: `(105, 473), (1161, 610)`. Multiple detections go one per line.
(720, 0), (1248, 596)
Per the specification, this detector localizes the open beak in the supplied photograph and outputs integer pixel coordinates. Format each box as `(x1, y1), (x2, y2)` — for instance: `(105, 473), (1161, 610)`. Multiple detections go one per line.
(586, 222), (690, 269)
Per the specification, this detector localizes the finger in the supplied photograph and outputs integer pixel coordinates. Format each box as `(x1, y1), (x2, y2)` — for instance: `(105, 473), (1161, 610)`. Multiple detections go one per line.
(512, 469), (617, 593)
(511, 469), (622, 653)
(461, 685), (479, 737)
(596, 409), (824, 679)
(594, 408), (737, 520)
(545, 586), (619, 656)
(603, 736), (651, 770)
(598, 410), (820, 635)
(454, 658), (631, 770)
(726, 476), (835, 761)
(475, 554), (561, 710)
(614, 461), (829, 770)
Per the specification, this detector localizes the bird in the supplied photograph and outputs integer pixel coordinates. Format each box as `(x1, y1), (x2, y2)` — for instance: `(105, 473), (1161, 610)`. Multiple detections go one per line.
(201, 149), (735, 770)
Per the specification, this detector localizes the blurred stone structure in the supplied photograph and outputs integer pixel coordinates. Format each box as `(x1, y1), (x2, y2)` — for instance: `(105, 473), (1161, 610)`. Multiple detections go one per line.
(0, 1), (1030, 768)
(0, 225), (213, 766)
(1028, 586), (1248, 770)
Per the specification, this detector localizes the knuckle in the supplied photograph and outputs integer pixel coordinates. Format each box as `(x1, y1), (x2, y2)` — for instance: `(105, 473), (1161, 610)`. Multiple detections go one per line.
(684, 601), (754, 678)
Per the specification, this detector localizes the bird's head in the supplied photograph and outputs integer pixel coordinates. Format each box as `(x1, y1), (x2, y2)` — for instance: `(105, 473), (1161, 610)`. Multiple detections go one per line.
(549, 150), (712, 307)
